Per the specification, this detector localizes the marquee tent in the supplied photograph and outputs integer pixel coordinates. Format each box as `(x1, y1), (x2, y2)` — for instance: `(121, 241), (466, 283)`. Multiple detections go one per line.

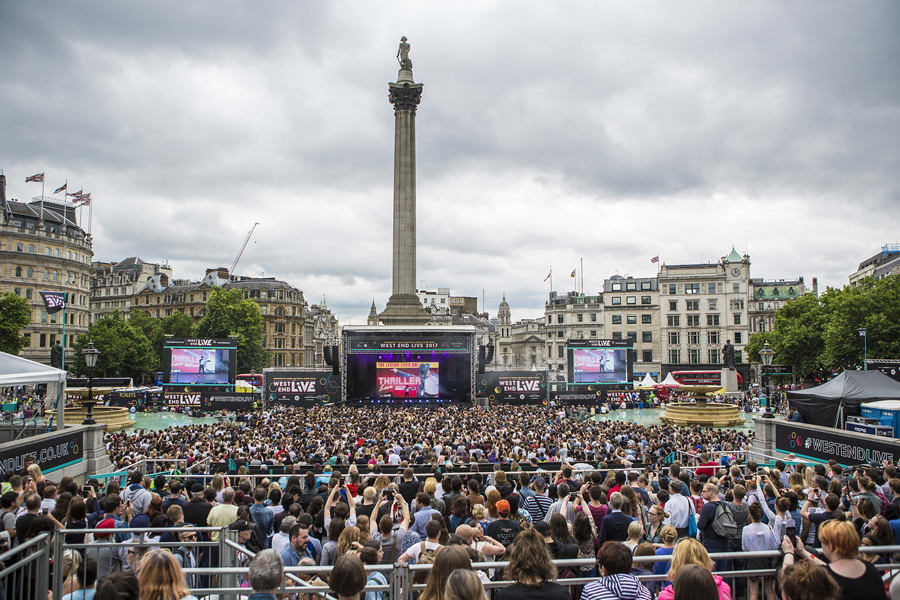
(638, 373), (657, 389)
(0, 351), (67, 427)
(787, 370), (900, 427)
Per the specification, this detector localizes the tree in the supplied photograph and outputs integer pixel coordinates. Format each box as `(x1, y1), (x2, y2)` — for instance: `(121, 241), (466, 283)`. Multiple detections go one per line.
(71, 310), (157, 382)
(0, 292), (31, 355)
(129, 309), (196, 367)
(195, 287), (268, 372)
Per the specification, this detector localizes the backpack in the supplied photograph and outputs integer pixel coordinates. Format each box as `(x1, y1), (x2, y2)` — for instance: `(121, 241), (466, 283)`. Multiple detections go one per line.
(418, 541), (439, 563)
(711, 502), (739, 538)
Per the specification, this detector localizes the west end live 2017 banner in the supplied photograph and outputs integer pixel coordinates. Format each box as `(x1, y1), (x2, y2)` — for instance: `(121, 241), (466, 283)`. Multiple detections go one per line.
(0, 430), (84, 477)
(775, 422), (900, 466)
(264, 370), (340, 405)
(476, 371), (547, 404)
(200, 392), (256, 411)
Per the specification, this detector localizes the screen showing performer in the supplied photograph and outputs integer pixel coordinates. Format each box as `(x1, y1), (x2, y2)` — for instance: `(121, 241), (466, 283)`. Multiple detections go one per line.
(376, 361), (440, 398)
(169, 348), (231, 384)
(571, 348), (627, 383)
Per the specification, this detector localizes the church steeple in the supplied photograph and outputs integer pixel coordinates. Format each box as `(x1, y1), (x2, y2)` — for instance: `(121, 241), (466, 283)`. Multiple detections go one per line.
(367, 300), (379, 326)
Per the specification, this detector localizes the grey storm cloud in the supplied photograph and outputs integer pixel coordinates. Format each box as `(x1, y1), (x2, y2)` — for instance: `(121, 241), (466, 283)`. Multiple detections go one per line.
(1, 1), (898, 324)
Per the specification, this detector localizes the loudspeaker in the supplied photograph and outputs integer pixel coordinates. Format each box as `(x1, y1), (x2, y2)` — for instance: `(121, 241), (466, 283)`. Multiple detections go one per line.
(323, 346), (333, 365)
(330, 345), (339, 375)
(485, 345), (494, 365)
(478, 345), (486, 374)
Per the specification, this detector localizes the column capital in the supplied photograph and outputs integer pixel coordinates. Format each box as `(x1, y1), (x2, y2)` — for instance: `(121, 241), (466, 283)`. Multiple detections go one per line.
(389, 82), (423, 113)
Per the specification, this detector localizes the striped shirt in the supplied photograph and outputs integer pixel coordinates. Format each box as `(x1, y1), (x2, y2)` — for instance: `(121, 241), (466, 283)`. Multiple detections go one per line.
(522, 493), (553, 522)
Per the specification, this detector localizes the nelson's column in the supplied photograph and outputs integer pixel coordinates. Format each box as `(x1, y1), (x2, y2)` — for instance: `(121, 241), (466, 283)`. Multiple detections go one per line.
(378, 36), (430, 325)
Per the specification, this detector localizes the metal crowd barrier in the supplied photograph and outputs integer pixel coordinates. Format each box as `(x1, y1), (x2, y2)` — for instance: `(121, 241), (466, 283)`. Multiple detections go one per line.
(45, 521), (900, 600)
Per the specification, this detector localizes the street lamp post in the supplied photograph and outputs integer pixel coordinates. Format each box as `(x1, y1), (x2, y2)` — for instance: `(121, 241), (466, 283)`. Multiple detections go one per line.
(859, 328), (867, 370)
(82, 342), (101, 425)
(759, 341), (775, 419)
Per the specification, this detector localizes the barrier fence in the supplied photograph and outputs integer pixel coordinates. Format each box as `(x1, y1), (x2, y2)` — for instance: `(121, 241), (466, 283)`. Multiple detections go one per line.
(32, 525), (900, 600)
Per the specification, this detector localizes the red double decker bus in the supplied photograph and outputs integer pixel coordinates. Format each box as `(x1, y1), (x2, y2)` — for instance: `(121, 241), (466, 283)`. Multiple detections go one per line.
(237, 373), (263, 387)
(670, 370), (743, 386)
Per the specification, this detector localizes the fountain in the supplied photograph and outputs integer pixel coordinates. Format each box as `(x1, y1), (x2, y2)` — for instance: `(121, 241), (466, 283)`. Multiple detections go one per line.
(660, 385), (744, 427)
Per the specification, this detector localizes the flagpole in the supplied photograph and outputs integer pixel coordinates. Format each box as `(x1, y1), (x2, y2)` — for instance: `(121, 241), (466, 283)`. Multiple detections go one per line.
(580, 257), (584, 295)
(40, 173), (45, 221)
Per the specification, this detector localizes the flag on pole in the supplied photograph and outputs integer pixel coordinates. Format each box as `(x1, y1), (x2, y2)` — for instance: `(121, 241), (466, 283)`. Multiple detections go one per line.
(39, 291), (66, 314)
(858, 328), (866, 337)
(544, 269), (552, 282)
(570, 269), (577, 278)
(67, 188), (83, 198)
(650, 255), (659, 263)
(53, 182), (67, 194)
(26, 173), (44, 183)
(75, 193), (91, 205)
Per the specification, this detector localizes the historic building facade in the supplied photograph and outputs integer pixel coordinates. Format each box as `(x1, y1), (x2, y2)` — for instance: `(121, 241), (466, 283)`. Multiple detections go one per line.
(602, 275), (661, 379)
(0, 173), (93, 365)
(91, 257), (172, 322)
(493, 295), (546, 370)
(748, 277), (810, 334)
(544, 291), (605, 385)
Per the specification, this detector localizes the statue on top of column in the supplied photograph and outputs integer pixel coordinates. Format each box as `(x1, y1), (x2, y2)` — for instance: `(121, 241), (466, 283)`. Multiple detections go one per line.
(397, 36), (412, 70)
(722, 339), (736, 369)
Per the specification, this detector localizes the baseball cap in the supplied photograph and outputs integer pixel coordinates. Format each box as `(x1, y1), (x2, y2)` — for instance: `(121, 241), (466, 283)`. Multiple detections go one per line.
(96, 518), (116, 538)
(533, 476), (546, 487)
(230, 519), (252, 532)
(533, 521), (550, 535)
(496, 499), (511, 515)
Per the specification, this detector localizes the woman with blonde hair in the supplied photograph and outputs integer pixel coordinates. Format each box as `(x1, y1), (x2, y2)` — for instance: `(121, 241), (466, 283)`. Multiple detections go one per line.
(138, 548), (198, 600)
(419, 546), (473, 600)
(496, 528), (568, 600)
(471, 504), (489, 531)
(337, 525), (364, 557)
(444, 568), (487, 600)
(658, 538), (731, 600)
(782, 519), (886, 600)
(623, 521), (644, 552)
(653, 525), (678, 580)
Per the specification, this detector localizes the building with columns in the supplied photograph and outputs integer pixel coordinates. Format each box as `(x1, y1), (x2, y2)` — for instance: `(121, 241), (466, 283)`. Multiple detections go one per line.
(748, 277), (809, 334)
(91, 257), (172, 322)
(0, 172), (93, 365)
(544, 291), (605, 387)
(494, 295), (546, 370)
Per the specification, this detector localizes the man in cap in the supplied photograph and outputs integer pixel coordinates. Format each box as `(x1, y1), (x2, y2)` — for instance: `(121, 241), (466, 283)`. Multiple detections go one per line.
(485, 499), (521, 548)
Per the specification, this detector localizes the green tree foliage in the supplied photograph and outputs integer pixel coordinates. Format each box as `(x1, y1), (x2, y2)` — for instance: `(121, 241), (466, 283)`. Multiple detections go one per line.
(196, 287), (268, 372)
(746, 276), (900, 378)
(71, 310), (157, 382)
(0, 292), (32, 354)
(129, 309), (196, 367)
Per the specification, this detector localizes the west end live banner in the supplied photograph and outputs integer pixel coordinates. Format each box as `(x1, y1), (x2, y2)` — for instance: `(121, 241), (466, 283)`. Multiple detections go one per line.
(0, 430), (84, 477)
(775, 422), (900, 466)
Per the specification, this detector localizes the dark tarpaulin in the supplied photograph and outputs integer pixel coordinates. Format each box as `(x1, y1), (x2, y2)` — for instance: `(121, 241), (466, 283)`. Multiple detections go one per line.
(787, 370), (900, 427)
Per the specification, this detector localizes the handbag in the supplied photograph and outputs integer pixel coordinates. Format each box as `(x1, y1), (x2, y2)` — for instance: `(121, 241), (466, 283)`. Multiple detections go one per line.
(687, 509), (698, 538)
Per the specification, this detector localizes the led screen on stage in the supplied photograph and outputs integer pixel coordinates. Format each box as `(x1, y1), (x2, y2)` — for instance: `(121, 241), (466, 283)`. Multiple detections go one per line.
(376, 362), (440, 398)
(169, 348), (231, 384)
(566, 339), (632, 385)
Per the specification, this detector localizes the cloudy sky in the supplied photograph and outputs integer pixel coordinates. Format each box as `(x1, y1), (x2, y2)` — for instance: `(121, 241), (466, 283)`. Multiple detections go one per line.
(2, 2), (898, 324)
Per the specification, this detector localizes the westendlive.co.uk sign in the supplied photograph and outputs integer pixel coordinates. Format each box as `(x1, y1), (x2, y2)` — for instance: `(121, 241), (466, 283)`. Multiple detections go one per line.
(775, 422), (900, 465)
(0, 430), (84, 476)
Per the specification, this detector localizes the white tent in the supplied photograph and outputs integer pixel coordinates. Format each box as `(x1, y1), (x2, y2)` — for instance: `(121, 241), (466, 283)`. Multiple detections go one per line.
(638, 373), (657, 388)
(657, 372), (682, 387)
(0, 351), (67, 427)
(0, 351), (66, 386)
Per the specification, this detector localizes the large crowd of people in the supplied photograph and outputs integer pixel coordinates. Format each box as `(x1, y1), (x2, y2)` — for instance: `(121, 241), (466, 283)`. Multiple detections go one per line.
(2, 404), (897, 600)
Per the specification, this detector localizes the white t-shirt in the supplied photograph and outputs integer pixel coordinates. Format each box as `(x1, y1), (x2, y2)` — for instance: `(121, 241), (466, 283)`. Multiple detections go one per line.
(405, 540), (442, 563)
(422, 373), (439, 396)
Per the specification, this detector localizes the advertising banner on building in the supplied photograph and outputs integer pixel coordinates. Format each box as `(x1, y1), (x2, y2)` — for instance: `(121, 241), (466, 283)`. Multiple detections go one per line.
(0, 430), (84, 477)
(200, 392), (256, 412)
(775, 422), (900, 466)
(264, 370), (340, 406)
(476, 371), (548, 404)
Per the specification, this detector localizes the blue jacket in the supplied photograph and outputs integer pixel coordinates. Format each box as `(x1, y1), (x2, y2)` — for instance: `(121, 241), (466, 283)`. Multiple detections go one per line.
(249, 504), (274, 539)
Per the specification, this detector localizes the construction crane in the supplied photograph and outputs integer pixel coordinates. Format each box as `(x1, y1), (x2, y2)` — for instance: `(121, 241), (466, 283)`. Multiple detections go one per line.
(230, 222), (259, 275)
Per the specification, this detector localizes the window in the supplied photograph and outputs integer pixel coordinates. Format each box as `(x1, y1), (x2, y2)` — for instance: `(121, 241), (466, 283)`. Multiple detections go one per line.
(577, 313), (583, 322)
(612, 332), (622, 341)
(642, 314), (652, 324)
(558, 346), (564, 358)
(668, 284), (677, 294)
(590, 313), (597, 322)
(708, 283), (717, 294)
(687, 331), (700, 345)
(686, 315), (700, 327)
(40, 333), (46, 347)
(688, 349), (701, 364)
(733, 313), (741, 325)
(626, 315), (637, 324)
(735, 351), (743, 363)
(641, 281), (652, 290)
(612, 315), (622, 324)
(709, 349), (721, 363)
(590, 330), (597, 337)
(612, 283), (622, 291)
(557, 331), (563, 338)
(735, 332), (742, 344)
(28, 244), (35, 253)
(759, 302), (765, 311)
(707, 314), (720, 326)
(25, 288), (32, 299)
(611, 297), (621, 305)
(627, 331), (637, 342)
(669, 300), (677, 311)
(642, 350), (653, 362)
(641, 296), (651, 304)
(557, 315), (564, 324)
(685, 283), (700, 295)
(732, 283), (740, 293)
(708, 331), (720, 345)
(626, 296), (636, 304)
(642, 331), (652, 342)
(15, 266), (22, 277)
(626, 281), (636, 291)
(668, 349), (681, 363)
(667, 315), (680, 327)
(667, 331), (680, 345)
(731, 299), (745, 310)
(686, 300), (699, 311)
(16, 242), (23, 252)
